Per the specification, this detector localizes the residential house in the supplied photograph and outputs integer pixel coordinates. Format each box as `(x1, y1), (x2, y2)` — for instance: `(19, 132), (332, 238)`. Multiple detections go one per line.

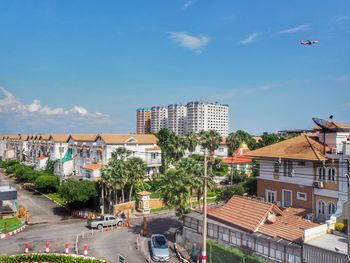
(48, 134), (72, 176)
(181, 196), (319, 263)
(67, 134), (98, 178)
(188, 138), (229, 158)
(223, 142), (253, 174)
(93, 133), (161, 179)
(246, 119), (350, 223)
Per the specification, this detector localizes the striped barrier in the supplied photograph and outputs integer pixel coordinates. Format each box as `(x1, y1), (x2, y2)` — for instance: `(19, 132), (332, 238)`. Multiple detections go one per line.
(0, 224), (27, 240)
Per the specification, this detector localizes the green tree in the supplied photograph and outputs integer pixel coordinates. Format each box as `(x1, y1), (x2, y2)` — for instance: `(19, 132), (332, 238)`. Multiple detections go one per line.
(199, 130), (222, 157)
(185, 132), (198, 154)
(34, 175), (59, 193)
(157, 169), (192, 217)
(156, 128), (177, 171)
(127, 157), (147, 201)
(58, 180), (97, 206)
(256, 132), (282, 148)
(216, 184), (245, 203)
(45, 159), (56, 175)
(227, 130), (257, 155)
(243, 177), (257, 196)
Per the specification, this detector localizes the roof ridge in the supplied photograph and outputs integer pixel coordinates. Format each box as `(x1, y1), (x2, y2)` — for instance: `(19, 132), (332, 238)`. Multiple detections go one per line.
(304, 134), (325, 162)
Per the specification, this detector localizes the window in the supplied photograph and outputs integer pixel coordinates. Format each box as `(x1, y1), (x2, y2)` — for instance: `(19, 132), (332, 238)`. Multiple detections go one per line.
(266, 190), (276, 203)
(317, 200), (326, 215)
(328, 167), (336, 181)
(283, 160), (293, 177)
(273, 162), (280, 173)
(297, 192), (307, 201)
(328, 202), (336, 215)
(318, 167), (326, 180)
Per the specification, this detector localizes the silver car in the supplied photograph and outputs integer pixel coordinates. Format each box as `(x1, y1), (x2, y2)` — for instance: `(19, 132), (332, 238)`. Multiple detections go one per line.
(150, 234), (170, 262)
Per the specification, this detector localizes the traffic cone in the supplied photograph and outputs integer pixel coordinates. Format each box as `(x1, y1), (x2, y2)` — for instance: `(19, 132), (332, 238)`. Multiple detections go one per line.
(65, 243), (69, 255)
(84, 245), (88, 257)
(25, 243), (29, 255)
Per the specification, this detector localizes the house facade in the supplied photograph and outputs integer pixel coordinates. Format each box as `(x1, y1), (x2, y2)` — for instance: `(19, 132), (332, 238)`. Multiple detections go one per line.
(181, 196), (319, 263)
(247, 119), (350, 223)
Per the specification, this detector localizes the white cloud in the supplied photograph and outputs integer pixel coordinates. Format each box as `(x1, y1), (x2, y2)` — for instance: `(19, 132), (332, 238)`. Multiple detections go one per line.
(0, 87), (111, 131)
(239, 32), (262, 45)
(168, 32), (211, 54)
(335, 15), (348, 22)
(182, 0), (194, 9)
(279, 24), (310, 34)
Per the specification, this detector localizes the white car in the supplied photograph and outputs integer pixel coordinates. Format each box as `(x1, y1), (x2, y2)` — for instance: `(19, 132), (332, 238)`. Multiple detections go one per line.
(150, 234), (170, 262)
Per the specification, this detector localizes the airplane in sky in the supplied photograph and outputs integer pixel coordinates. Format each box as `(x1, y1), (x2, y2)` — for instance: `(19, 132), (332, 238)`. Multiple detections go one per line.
(300, 40), (319, 45)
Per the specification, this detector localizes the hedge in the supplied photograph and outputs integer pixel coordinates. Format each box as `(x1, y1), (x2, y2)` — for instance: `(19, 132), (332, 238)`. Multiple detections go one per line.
(0, 254), (106, 263)
(207, 240), (268, 263)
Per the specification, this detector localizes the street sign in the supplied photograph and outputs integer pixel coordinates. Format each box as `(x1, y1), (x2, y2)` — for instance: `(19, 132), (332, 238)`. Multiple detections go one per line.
(118, 254), (126, 263)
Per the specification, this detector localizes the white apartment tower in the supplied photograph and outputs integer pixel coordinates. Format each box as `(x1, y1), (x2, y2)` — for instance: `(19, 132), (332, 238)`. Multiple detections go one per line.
(167, 104), (187, 136)
(151, 106), (168, 133)
(187, 102), (229, 137)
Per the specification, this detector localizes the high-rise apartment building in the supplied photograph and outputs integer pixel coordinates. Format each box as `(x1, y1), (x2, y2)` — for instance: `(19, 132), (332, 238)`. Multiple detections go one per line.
(137, 101), (229, 136)
(167, 104), (187, 136)
(150, 106), (168, 133)
(136, 108), (151, 134)
(187, 102), (229, 137)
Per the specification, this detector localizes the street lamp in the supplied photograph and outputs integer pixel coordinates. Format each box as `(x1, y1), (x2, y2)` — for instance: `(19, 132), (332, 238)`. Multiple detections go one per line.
(202, 149), (208, 263)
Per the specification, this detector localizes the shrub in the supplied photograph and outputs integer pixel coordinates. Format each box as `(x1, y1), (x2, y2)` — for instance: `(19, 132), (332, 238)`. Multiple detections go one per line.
(335, 223), (345, 233)
(0, 160), (20, 169)
(207, 240), (245, 263)
(59, 180), (97, 206)
(34, 175), (59, 193)
(216, 183), (246, 202)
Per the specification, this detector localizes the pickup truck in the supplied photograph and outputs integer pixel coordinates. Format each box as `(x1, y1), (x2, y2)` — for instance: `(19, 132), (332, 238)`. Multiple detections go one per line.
(87, 214), (123, 230)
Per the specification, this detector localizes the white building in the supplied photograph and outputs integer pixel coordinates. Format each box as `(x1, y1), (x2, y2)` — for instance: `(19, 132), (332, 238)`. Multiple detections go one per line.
(94, 133), (161, 179)
(150, 106), (168, 133)
(48, 134), (73, 176)
(167, 104), (187, 136)
(187, 101), (229, 137)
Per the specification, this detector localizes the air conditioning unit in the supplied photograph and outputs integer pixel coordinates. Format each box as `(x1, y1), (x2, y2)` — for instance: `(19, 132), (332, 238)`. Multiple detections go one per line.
(313, 181), (324, 188)
(305, 213), (314, 221)
(331, 147), (337, 154)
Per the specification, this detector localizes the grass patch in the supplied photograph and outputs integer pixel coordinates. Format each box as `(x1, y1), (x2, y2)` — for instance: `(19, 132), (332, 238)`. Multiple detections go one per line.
(0, 217), (22, 233)
(47, 192), (67, 206)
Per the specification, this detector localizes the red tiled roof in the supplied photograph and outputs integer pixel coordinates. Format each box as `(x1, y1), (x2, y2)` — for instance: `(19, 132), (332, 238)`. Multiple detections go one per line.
(83, 163), (103, 170)
(208, 196), (283, 232)
(37, 156), (48, 161)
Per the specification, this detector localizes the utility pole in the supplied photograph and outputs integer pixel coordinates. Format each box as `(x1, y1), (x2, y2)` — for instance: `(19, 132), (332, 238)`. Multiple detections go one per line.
(59, 143), (63, 185)
(202, 149), (208, 263)
(346, 159), (350, 262)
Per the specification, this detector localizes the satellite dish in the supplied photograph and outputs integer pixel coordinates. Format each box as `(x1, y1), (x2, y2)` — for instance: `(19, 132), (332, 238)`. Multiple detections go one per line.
(312, 117), (333, 131)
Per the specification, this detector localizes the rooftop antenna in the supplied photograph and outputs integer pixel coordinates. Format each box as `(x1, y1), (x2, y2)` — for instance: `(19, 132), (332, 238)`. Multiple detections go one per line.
(312, 117), (333, 155)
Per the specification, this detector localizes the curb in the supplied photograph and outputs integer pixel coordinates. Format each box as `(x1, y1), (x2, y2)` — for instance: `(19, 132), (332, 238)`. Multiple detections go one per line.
(0, 224), (27, 240)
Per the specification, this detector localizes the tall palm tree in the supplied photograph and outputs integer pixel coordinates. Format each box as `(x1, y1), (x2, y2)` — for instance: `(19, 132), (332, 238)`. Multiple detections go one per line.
(112, 147), (131, 160)
(171, 135), (187, 161)
(185, 132), (198, 155)
(157, 169), (192, 217)
(127, 157), (147, 202)
(199, 130), (222, 157)
(156, 128), (175, 172)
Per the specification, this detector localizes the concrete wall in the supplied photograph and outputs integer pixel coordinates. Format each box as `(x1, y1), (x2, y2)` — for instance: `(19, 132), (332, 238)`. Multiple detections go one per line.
(303, 244), (347, 263)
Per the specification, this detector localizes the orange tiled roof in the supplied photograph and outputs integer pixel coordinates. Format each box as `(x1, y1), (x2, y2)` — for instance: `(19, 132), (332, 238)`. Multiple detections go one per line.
(97, 133), (158, 145)
(83, 163), (103, 170)
(69, 134), (98, 142)
(145, 146), (161, 151)
(37, 156), (48, 161)
(246, 134), (329, 161)
(39, 134), (50, 140)
(137, 191), (152, 196)
(208, 196), (283, 232)
(49, 134), (70, 142)
(259, 207), (318, 242)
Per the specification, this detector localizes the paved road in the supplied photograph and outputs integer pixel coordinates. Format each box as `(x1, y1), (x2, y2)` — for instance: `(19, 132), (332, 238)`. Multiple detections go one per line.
(0, 172), (87, 255)
(0, 173), (183, 262)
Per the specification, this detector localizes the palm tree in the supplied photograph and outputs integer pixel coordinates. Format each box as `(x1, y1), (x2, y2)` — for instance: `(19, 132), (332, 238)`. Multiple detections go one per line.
(157, 169), (192, 217)
(127, 157), (147, 202)
(226, 130), (256, 155)
(177, 157), (203, 207)
(156, 128), (175, 172)
(112, 147), (131, 160)
(199, 130), (222, 157)
(171, 135), (187, 161)
(185, 132), (198, 155)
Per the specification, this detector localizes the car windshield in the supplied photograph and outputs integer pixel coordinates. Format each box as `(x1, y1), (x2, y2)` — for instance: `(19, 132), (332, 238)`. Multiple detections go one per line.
(153, 236), (167, 249)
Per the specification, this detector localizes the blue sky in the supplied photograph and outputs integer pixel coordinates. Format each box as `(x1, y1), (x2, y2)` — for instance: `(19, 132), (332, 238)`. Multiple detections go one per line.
(0, 0), (349, 135)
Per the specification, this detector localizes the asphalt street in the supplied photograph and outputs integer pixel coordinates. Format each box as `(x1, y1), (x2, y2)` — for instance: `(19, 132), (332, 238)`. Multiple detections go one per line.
(0, 172), (183, 263)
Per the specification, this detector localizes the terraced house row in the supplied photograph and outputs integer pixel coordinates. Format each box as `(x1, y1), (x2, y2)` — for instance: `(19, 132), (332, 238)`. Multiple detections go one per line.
(0, 133), (162, 180)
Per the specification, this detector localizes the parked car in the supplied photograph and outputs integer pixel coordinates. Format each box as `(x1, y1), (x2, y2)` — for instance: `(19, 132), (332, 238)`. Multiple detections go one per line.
(150, 234), (170, 262)
(87, 214), (123, 230)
